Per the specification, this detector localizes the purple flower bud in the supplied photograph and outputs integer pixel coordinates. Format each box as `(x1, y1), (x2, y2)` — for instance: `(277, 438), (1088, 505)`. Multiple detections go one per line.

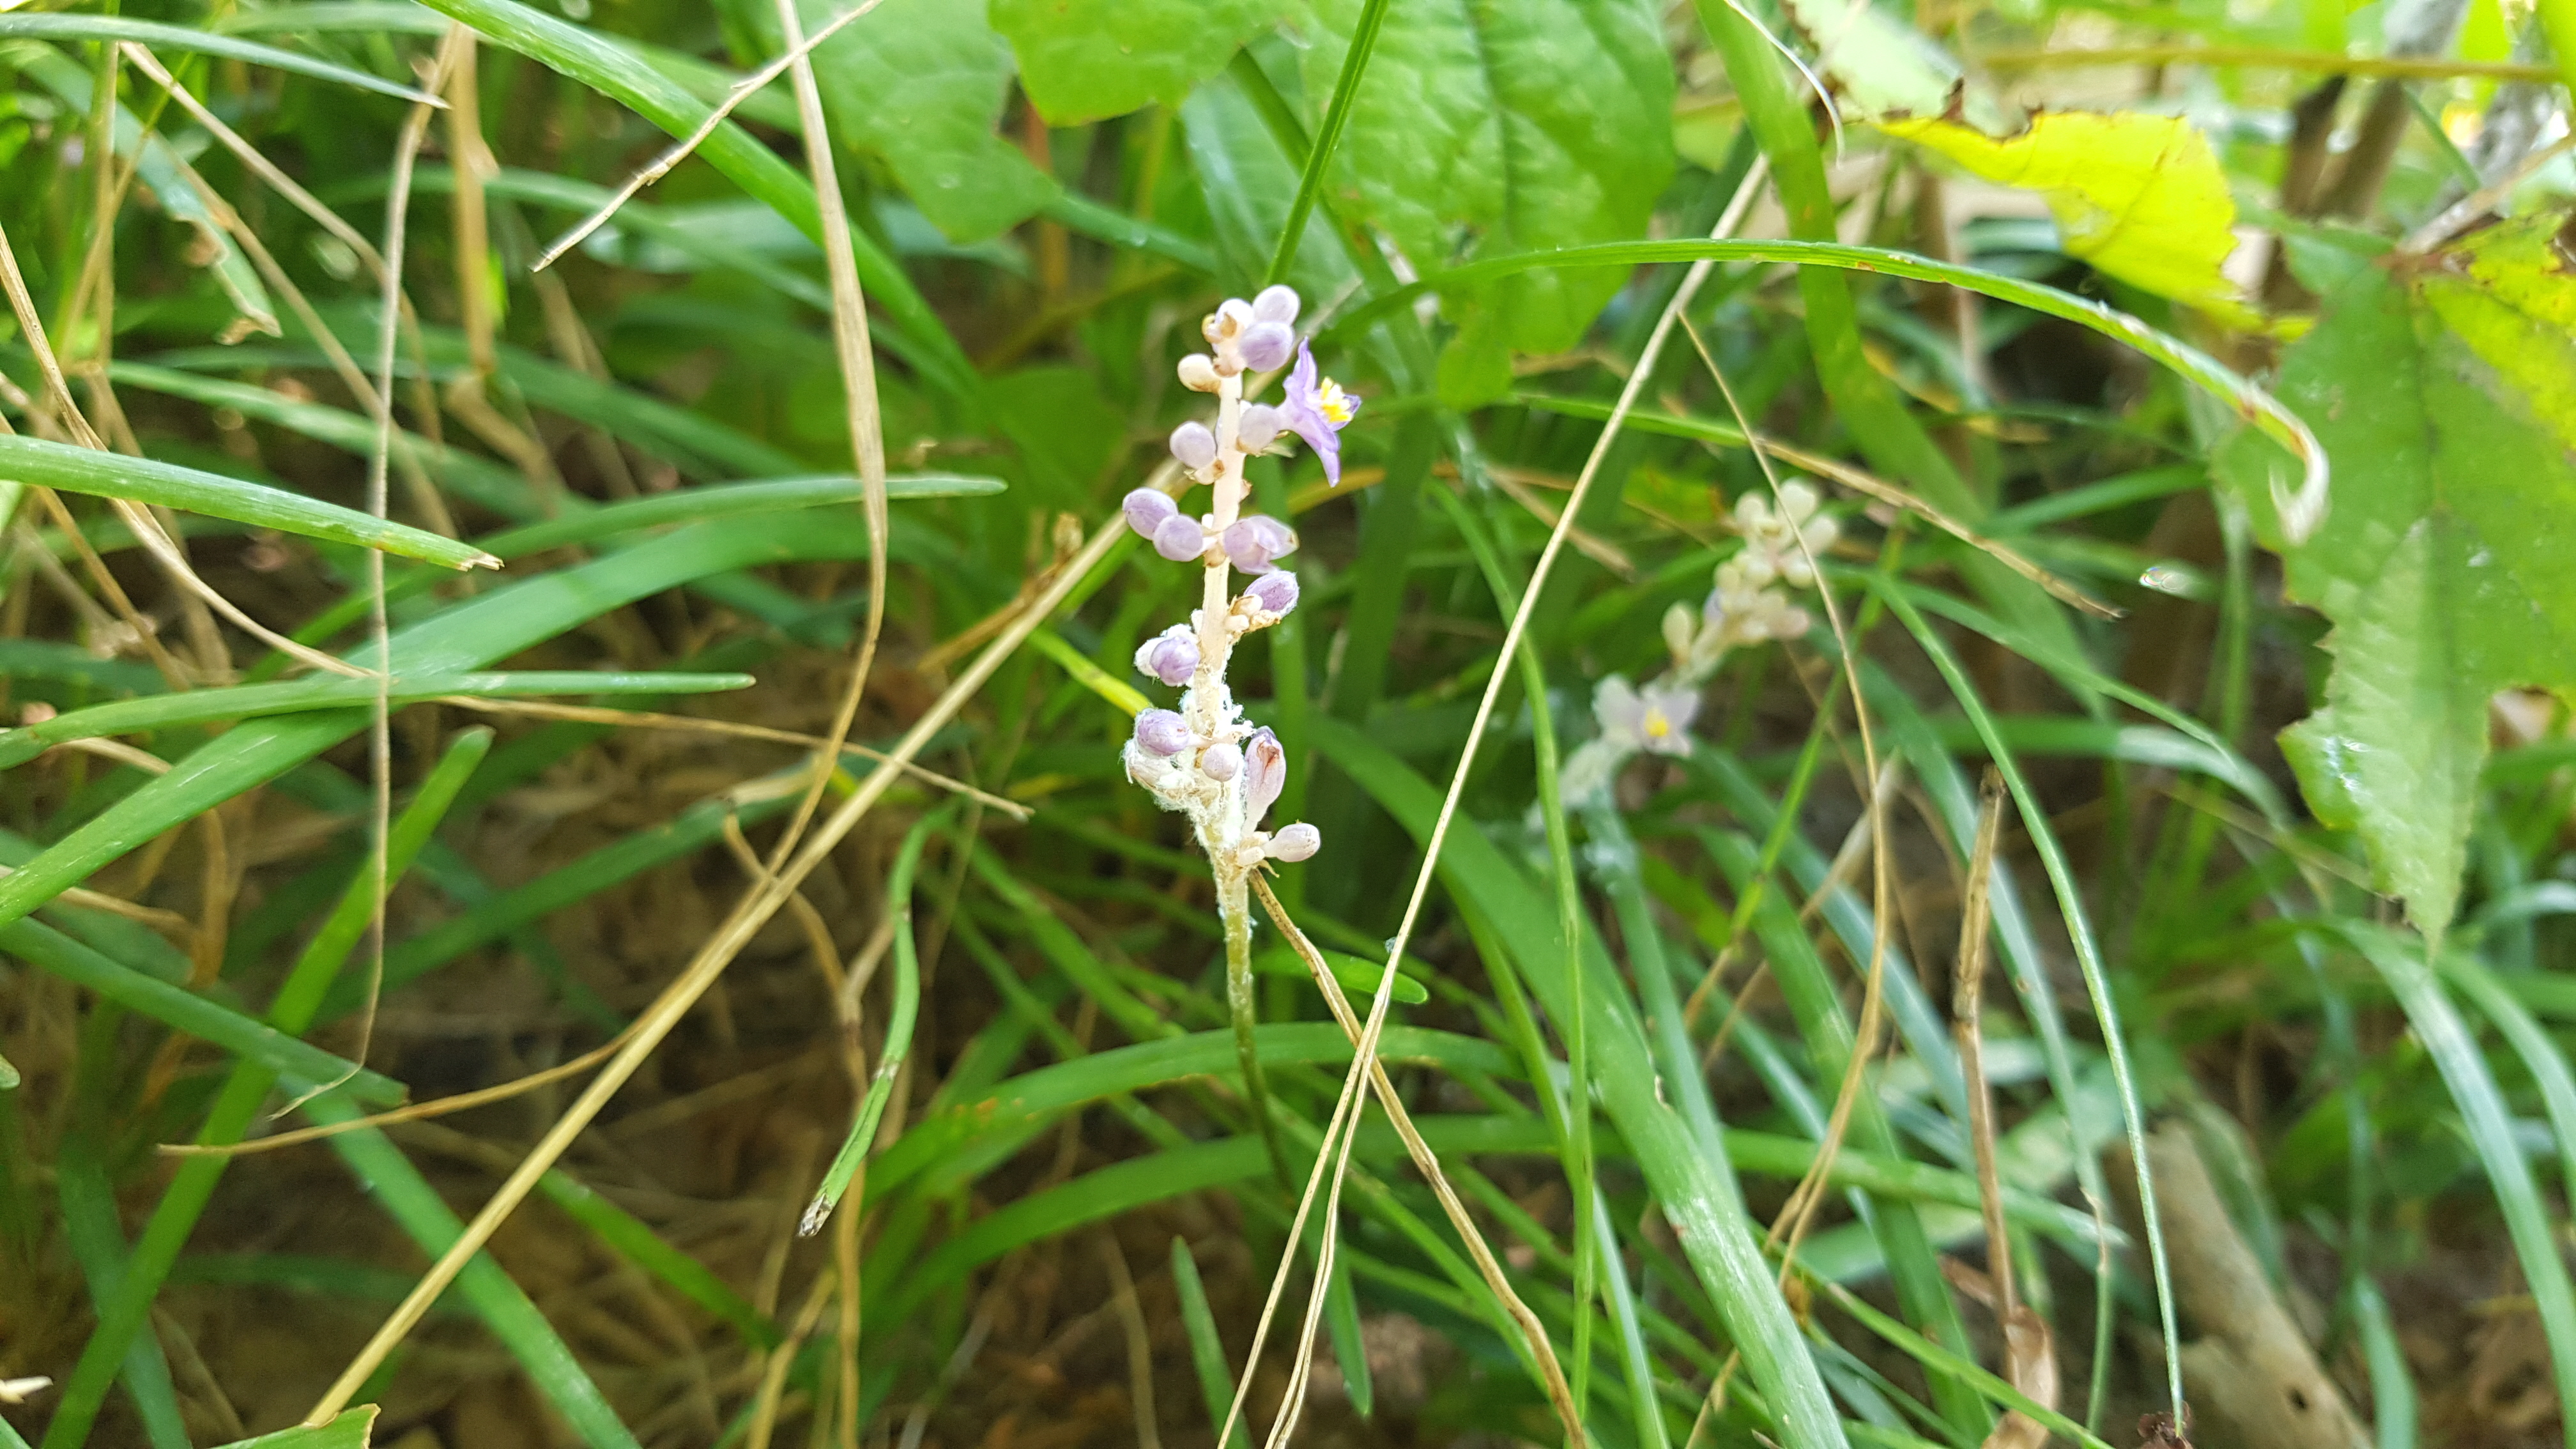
(1153, 514), (1207, 563)
(1253, 285), (1300, 325)
(1239, 321), (1295, 374)
(1268, 822), (1321, 862)
(1124, 487), (1177, 541)
(1134, 629), (1199, 687)
(1238, 404), (1283, 451)
(1133, 709), (1193, 756)
(1242, 571), (1300, 617)
(1169, 421), (1216, 471)
(1222, 515), (1296, 573)
(1202, 740), (1243, 782)
(1244, 727), (1285, 825)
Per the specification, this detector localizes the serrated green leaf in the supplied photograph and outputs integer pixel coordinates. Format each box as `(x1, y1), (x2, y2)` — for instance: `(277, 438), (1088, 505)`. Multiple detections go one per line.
(1287, 0), (1673, 352)
(2220, 213), (2576, 935)
(737, 0), (1058, 242)
(996, 0), (1284, 123)
(1882, 112), (2262, 328)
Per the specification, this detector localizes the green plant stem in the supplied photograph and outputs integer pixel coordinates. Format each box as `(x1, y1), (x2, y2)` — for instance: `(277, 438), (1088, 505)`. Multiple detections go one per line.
(802, 804), (953, 1232)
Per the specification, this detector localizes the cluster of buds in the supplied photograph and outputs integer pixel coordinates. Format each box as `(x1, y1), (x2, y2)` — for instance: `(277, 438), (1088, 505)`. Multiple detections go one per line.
(1661, 480), (1837, 680)
(1119, 284), (1355, 874)
(1557, 480), (1841, 810)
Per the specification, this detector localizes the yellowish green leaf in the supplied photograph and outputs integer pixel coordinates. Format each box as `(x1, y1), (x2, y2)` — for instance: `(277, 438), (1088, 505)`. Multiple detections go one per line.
(1882, 112), (2263, 329)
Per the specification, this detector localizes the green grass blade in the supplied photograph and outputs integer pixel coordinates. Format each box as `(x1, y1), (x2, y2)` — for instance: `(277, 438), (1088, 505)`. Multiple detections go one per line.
(2352, 1278), (2416, 1449)
(404, 0), (975, 400)
(0, 14), (440, 102)
(326, 793), (797, 1018)
(872, 1021), (1517, 1200)
(107, 361), (535, 519)
(210, 1408), (379, 1448)
(0, 436), (495, 570)
(1337, 239), (2322, 503)
(1172, 1239), (1252, 1449)
(1264, 0), (1392, 286)
(533, 1172), (780, 1349)
(308, 1094), (641, 1449)
(56, 1117), (192, 1449)
(1308, 715), (1848, 1448)
(476, 475), (1000, 556)
(0, 673), (753, 769)
(3, 920), (404, 1105)
(0, 513), (874, 931)
(2441, 954), (2576, 1215)
(1588, 1190), (1675, 1449)
(35, 730), (490, 1449)
(804, 804), (951, 1232)
(2346, 926), (2576, 1447)
(1873, 584), (2186, 1415)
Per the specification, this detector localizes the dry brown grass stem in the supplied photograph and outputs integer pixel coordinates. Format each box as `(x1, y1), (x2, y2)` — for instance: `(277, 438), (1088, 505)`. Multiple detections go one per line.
(532, 0), (893, 271)
(0, 868), (193, 935)
(300, 469), (1156, 1427)
(160, 1032), (631, 1158)
(1097, 1232), (1164, 1449)
(1955, 774), (2014, 1309)
(747, 1268), (839, 1449)
(433, 694), (1029, 817)
(1250, 877), (1585, 1443)
(281, 31), (462, 1126)
(764, 0), (893, 880)
(1738, 433), (2116, 619)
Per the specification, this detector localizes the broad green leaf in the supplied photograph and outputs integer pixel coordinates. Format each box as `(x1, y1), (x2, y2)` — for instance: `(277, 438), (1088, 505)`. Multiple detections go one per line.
(211, 1407), (377, 1448)
(736, 0), (1058, 243)
(996, 0), (1284, 124)
(2219, 213), (2576, 935)
(1881, 112), (2262, 328)
(1286, 0), (1673, 351)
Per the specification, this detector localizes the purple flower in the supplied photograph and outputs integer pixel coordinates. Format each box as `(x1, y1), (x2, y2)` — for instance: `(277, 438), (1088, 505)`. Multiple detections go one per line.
(1238, 404), (1283, 451)
(1123, 487), (1176, 542)
(1244, 727), (1285, 824)
(1133, 709), (1193, 756)
(1594, 675), (1699, 758)
(1280, 342), (1358, 486)
(1252, 285), (1300, 325)
(1240, 321), (1294, 373)
(1169, 422), (1216, 472)
(1268, 822), (1321, 862)
(1135, 627), (1199, 687)
(1241, 571), (1299, 618)
(1152, 514), (1206, 563)
(1222, 515), (1296, 574)
(1201, 740), (1243, 782)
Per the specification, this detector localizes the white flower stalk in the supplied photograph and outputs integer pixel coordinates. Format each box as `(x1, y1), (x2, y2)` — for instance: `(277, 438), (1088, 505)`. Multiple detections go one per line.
(1556, 480), (1839, 811)
(1117, 284), (1354, 1181)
